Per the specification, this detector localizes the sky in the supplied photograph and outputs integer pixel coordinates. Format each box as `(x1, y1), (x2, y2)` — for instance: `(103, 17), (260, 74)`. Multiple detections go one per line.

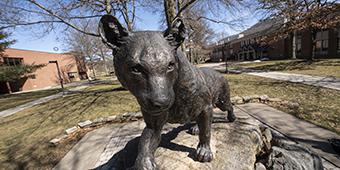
(10, 5), (260, 53)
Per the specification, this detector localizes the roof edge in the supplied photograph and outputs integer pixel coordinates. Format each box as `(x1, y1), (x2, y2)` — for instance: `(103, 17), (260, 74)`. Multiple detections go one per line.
(6, 48), (70, 55)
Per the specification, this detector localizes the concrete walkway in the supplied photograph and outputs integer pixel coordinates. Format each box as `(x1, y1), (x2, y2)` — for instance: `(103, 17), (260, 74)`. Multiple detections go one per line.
(54, 103), (339, 170)
(0, 82), (97, 118)
(247, 71), (340, 91)
(237, 103), (340, 169)
(197, 62), (226, 72)
(0, 92), (63, 117)
(197, 62), (340, 90)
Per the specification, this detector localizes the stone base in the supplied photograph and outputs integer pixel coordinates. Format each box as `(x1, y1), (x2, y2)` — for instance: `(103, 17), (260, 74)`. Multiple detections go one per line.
(54, 107), (325, 170)
(92, 113), (323, 170)
(94, 115), (263, 170)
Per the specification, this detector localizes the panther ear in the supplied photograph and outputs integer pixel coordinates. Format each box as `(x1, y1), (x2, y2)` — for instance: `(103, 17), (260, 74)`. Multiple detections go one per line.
(98, 15), (129, 49)
(163, 18), (186, 48)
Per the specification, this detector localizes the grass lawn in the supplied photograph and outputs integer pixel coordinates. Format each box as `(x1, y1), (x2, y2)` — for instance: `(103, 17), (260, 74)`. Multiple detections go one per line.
(0, 80), (138, 169)
(226, 74), (340, 134)
(0, 89), (63, 112)
(230, 59), (340, 78)
(0, 73), (339, 169)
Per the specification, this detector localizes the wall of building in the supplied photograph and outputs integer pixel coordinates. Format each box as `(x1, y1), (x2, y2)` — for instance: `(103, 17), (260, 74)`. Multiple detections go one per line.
(268, 39), (287, 60)
(211, 27), (340, 62)
(2, 48), (86, 92)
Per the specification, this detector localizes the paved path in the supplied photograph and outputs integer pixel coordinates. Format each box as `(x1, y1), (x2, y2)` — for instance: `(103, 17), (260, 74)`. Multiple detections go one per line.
(0, 92), (63, 117)
(237, 103), (340, 169)
(247, 71), (340, 91)
(197, 62), (226, 72)
(54, 104), (339, 170)
(197, 62), (340, 90)
(53, 125), (117, 170)
(0, 80), (107, 118)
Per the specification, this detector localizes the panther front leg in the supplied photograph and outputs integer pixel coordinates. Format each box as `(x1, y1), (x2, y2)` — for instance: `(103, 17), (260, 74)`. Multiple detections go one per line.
(134, 112), (167, 170)
(196, 106), (213, 162)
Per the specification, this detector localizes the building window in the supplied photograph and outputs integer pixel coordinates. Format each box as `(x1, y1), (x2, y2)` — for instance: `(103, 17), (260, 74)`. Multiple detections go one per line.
(28, 75), (36, 79)
(3, 57), (23, 66)
(250, 38), (254, 44)
(68, 72), (77, 79)
(296, 35), (302, 53)
(315, 30), (328, 55)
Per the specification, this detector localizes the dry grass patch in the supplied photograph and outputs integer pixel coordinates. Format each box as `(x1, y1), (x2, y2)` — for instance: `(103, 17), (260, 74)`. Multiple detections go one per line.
(0, 81), (138, 169)
(0, 88), (62, 111)
(226, 74), (340, 134)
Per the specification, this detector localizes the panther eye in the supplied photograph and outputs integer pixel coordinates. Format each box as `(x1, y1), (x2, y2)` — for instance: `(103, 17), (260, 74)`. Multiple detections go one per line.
(167, 62), (175, 72)
(131, 65), (142, 74)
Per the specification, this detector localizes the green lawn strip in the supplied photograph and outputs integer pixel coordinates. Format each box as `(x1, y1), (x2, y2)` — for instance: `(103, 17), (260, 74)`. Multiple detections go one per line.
(0, 83), (138, 169)
(230, 59), (340, 78)
(0, 88), (62, 112)
(226, 74), (340, 135)
(1, 74), (339, 169)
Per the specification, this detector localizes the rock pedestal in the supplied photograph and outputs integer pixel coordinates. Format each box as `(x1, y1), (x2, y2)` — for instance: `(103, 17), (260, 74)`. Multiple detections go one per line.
(92, 113), (323, 170)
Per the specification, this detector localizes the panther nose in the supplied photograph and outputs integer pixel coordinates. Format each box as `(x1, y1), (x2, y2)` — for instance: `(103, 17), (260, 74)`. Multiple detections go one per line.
(150, 96), (170, 109)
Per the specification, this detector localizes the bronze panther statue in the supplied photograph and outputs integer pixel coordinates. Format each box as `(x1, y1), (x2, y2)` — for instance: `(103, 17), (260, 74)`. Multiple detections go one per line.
(99, 15), (235, 170)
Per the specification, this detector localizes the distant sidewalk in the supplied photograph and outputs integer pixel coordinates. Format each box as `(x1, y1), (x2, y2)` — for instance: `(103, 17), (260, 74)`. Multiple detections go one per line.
(0, 92), (63, 117)
(0, 79), (117, 118)
(247, 71), (340, 91)
(0, 83), (91, 118)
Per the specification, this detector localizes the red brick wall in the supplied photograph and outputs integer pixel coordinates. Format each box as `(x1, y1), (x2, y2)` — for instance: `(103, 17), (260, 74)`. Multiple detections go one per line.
(3, 48), (84, 91)
(328, 29), (338, 58)
(268, 39), (287, 60)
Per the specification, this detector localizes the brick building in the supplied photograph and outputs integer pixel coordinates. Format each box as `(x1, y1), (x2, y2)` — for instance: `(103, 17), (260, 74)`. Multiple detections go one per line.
(211, 17), (340, 61)
(0, 48), (87, 93)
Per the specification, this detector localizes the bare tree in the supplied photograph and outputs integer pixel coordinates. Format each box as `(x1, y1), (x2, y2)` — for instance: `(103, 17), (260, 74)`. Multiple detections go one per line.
(154, 0), (248, 29)
(140, 0), (251, 64)
(0, 0), (137, 36)
(64, 20), (112, 79)
(257, 0), (300, 59)
(182, 5), (215, 63)
(256, 0), (340, 61)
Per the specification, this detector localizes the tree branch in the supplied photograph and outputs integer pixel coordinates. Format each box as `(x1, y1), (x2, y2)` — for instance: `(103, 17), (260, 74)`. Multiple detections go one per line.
(190, 16), (242, 26)
(27, 0), (99, 37)
(0, 20), (63, 30)
(174, 0), (197, 19)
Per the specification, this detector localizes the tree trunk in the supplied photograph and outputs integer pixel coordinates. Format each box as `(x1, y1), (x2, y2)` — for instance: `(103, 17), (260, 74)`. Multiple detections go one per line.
(310, 29), (316, 62)
(164, 0), (189, 60)
(92, 66), (97, 79)
(222, 45), (228, 73)
(6, 81), (12, 94)
(190, 48), (194, 63)
(104, 0), (112, 14)
(292, 30), (297, 59)
(164, 0), (177, 28)
(188, 46), (192, 62)
(100, 48), (109, 76)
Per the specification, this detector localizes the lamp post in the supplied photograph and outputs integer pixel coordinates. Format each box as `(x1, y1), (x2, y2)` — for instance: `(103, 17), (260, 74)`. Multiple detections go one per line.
(49, 60), (64, 90)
